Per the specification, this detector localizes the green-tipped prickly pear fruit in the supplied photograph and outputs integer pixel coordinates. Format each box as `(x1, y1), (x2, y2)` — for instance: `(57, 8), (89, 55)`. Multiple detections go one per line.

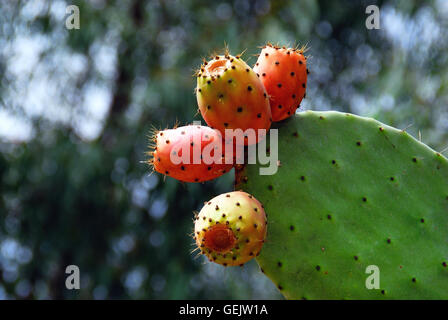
(194, 191), (267, 267)
(196, 52), (272, 145)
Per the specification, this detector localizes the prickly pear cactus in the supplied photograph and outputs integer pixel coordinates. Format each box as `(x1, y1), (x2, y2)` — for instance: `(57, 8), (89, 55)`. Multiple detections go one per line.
(235, 110), (448, 299)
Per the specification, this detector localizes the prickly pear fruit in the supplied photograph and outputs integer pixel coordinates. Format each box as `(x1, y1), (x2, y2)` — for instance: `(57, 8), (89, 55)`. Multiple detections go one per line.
(149, 125), (233, 183)
(194, 191), (267, 266)
(253, 44), (308, 121)
(196, 52), (272, 145)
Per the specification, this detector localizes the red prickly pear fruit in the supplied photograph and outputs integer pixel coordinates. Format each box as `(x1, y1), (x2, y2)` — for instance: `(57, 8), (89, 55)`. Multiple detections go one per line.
(194, 191), (267, 266)
(196, 52), (272, 146)
(253, 43), (308, 122)
(148, 125), (234, 183)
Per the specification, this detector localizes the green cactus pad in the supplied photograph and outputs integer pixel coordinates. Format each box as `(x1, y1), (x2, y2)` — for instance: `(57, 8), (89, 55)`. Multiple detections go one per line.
(235, 110), (448, 299)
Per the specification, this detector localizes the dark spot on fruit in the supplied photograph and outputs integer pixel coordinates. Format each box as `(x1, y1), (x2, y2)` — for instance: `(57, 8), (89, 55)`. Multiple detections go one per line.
(302, 83), (306, 88)
(278, 285), (283, 290)
(331, 160), (336, 165)
(420, 218), (425, 223)
(381, 290), (385, 295)
(412, 157), (417, 163)
(412, 278), (416, 283)
(316, 265), (321, 271)
(293, 131), (299, 137)
(327, 214), (332, 220)
(278, 262), (282, 267)
(239, 216), (242, 220)
(379, 127), (384, 132)
(268, 185), (273, 190)
(275, 61), (279, 65)
(222, 213), (226, 218)
(166, 140), (170, 144)
(354, 256), (358, 261)
(265, 53), (269, 57)
(387, 238), (391, 244)
(232, 66), (236, 69)
(207, 80), (211, 84)
(246, 68), (249, 72)
(291, 72), (295, 76)
(226, 194), (230, 198)
(215, 205), (219, 210)
(300, 176), (305, 181)
(442, 262), (447, 267)
(165, 170), (169, 174)
(278, 83), (282, 88)
(181, 166), (185, 171)
(224, 123), (228, 127)
(228, 79), (232, 84)
(262, 73), (266, 77)
(356, 141), (362, 146)
(246, 238), (249, 243)
(254, 208), (258, 212)
(247, 86), (252, 91)
(390, 177), (395, 181)
(237, 107), (243, 112)
(207, 167), (211, 171)
(292, 94), (296, 99)
(198, 88), (202, 92)
(278, 105), (282, 109)
(299, 60), (303, 65)
(290, 225), (295, 231)
(362, 197), (367, 202)
(236, 202), (240, 206)
(249, 252), (254, 256)
(257, 113), (261, 118)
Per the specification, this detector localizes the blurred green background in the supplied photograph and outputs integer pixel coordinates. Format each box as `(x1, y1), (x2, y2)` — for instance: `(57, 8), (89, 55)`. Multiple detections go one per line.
(0, 0), (447, 299)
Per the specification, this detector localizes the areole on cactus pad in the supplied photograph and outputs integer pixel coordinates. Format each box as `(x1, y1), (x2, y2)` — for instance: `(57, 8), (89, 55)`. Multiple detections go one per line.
(236, 110), (448, 299)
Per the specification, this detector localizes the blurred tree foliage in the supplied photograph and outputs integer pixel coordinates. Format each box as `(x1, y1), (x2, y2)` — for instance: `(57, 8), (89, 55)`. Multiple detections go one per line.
(0, 0), (446, 299)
